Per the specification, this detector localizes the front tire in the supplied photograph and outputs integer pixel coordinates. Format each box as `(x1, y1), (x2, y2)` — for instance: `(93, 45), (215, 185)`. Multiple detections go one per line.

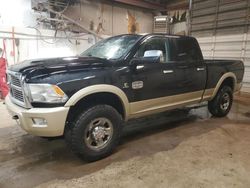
(208, 85), (233, 117)
(68, 105), (123, 162)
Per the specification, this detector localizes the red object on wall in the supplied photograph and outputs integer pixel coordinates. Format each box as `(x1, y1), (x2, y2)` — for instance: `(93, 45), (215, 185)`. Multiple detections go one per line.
(0, 57), (9, 99)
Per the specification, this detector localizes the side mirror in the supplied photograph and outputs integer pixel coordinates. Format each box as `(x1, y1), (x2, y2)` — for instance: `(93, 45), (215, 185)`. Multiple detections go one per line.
(144, 50), (163, 58)
(144, 50), (164, 63)
(130, 50), (163, 67)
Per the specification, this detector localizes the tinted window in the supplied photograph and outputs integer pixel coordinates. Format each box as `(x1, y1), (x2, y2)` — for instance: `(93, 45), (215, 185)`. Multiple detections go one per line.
(172, 38), (203, 62)
(135, 37), (170, 63)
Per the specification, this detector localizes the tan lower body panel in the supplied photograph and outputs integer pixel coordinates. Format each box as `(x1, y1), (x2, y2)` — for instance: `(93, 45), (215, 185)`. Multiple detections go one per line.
(202, 88), (214, 101)
(129, 90), (204, 119)
(202, 83), (242, 102)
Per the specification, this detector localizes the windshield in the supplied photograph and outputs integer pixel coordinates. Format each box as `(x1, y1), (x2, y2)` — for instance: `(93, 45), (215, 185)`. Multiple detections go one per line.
(80, 35), (140, 60)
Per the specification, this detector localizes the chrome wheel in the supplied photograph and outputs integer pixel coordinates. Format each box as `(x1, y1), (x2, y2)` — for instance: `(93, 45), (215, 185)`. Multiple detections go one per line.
(220, 93), (230, 111)
(84, 117), (113, 151)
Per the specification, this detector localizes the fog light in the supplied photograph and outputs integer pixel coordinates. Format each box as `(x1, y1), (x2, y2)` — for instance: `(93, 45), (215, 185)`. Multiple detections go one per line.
(32, 118), (47, 127)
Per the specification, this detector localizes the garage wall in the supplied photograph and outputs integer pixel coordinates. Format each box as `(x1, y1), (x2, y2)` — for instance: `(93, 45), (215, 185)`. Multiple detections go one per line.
(64, 0), (154, 36)
(0, 0), (40, 27)
(0, 0), (154, 66)
(0, 0), (96, 65)
(190, 0), (250, 92)
(0, 27), (94, 65)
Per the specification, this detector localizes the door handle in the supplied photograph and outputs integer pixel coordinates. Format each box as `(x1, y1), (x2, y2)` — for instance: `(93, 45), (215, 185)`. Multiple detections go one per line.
(163, 70), (174, 74)
(136, 65), (144, 70)
(197, 67), (205, 71)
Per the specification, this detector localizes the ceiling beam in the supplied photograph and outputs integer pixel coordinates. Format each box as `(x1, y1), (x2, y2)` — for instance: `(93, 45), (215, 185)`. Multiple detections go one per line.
(111, 0), (166, 10)
(166, 1), (189, 10)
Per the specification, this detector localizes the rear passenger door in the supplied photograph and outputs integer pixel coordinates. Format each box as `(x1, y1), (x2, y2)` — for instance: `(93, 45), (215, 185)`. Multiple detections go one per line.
(170, 37), (207, 99)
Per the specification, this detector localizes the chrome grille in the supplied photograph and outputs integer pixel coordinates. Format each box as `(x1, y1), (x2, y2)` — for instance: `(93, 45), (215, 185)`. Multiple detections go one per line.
(10, 75), (21, 87)
(8, 71), (26, 107)
(11, 87), (24, 102)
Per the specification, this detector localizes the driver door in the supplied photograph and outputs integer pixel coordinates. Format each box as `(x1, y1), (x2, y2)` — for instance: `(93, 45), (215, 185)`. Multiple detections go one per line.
(129, 36), (185, 116)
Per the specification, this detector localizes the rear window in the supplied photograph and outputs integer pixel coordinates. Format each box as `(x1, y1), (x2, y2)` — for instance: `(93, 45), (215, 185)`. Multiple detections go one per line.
(172, 38), (203, 62)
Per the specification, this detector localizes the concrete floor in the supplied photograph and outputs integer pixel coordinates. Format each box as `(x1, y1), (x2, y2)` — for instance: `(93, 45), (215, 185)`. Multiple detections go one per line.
(1, 99), (250, 188)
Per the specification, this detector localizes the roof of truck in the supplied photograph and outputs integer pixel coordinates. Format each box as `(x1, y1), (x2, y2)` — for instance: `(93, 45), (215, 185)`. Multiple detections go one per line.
(117, 33), (195, 40)
(141, 33), (195, 39)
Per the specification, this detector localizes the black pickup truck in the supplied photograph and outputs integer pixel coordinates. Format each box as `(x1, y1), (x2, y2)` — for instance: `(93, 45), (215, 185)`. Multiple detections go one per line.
(6, 34), (244, 161)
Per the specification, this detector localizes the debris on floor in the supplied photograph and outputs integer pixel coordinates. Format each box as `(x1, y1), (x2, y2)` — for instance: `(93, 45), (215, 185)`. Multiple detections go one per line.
(1, 101), (250, 188)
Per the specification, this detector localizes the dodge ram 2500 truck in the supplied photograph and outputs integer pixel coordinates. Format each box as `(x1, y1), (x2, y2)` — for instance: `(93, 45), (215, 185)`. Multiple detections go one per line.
(6, 34), (244, 161)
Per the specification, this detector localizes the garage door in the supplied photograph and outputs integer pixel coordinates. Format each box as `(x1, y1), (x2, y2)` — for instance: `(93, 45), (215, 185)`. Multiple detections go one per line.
(190, 0), (250, 92)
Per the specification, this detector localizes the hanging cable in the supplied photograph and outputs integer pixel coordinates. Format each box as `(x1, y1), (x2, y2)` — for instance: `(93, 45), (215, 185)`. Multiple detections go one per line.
(64, 30), (75, 45)
(28, 26), (60, 44)
(49, 0), (70, 14)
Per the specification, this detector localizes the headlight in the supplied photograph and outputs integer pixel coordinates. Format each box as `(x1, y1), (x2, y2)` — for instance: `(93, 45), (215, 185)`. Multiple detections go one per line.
(26, 84), (68, 103)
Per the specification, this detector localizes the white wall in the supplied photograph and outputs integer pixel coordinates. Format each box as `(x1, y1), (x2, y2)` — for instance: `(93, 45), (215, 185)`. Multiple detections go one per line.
(0, 0), (37, 27)
(0, 27), (94, 65)
(0, 0), (94, 65)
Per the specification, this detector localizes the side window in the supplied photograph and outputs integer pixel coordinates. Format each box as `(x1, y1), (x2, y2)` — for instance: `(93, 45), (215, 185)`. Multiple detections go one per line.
(135, 37), (170, 63)
(173, 38), (202, 62)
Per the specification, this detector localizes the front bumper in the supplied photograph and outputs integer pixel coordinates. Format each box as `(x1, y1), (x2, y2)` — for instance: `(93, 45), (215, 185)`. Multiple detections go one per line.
(5, 95), (70, 137)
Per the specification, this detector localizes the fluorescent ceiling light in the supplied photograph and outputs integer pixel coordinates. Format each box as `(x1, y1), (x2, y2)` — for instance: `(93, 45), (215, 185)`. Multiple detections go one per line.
(155, 17), (167, 22)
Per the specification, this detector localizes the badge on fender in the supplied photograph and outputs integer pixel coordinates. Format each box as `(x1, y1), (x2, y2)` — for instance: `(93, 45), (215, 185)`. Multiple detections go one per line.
(132, 81), (143, 89)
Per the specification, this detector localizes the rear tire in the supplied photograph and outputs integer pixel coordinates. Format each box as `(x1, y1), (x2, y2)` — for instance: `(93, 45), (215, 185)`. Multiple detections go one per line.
(66, 105), (123, 162)
(208, 85), (233, 117)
